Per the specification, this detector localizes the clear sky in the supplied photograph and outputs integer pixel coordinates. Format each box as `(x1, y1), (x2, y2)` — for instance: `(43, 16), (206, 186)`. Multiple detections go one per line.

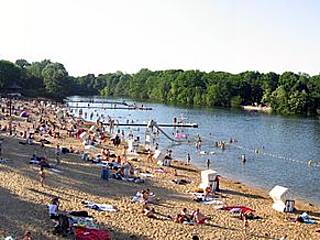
(0, 0), (319, 76)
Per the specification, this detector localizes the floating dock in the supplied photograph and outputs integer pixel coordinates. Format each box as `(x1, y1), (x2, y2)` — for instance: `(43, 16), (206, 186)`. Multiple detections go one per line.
(66, 105), (152, 110)
(102, 122), (198, 128)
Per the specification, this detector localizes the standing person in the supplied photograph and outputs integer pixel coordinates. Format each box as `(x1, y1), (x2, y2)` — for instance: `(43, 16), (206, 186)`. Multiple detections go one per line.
(39, 166), (45, 187)
(55, 144), (61, 165)
(206, 159), (211, 169)
(214, 175), (221, 192)
(186, 153), (191, 165)
(48, 197), (60, 219)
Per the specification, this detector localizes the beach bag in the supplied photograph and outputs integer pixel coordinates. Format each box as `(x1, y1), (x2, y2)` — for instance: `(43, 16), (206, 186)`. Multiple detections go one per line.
(75, 227), (111, 240)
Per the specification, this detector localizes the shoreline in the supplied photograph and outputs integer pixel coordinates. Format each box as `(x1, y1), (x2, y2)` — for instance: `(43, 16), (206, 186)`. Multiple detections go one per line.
(175, 157), (320, 209)
(0, 98), (319, 239)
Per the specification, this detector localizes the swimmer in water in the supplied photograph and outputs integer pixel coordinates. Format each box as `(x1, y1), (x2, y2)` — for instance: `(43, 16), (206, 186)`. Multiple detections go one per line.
(241, 154), (246, 164)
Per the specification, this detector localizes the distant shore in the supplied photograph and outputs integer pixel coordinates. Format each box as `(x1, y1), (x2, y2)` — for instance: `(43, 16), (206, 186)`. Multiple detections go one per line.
(242, 105), (272, 113)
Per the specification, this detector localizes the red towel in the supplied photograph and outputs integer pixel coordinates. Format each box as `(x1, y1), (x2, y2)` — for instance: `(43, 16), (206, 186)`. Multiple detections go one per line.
(222, 206), (255, 213)
(75, 227), (111, 240)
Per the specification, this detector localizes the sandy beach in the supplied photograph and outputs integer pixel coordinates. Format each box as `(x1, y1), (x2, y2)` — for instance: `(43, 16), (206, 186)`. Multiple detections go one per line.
(0, 98), (319, 240)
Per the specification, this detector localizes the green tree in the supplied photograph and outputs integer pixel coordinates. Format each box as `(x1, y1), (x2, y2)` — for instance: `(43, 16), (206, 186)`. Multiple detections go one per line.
(42, 62), (68, 98)
(0, 60), (22, 90)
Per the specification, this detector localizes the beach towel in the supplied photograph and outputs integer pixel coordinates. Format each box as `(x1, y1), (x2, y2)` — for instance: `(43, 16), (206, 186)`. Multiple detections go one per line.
(50, 168), (62, 174)
(140, 173), (153, 178)
(154, 168), (166, 173)
(201, 199), (224, 205)
(193, 193), (218, 200)
(75, 227), (111, 240)
(183, 220), (196, 225)
(221, 206), (255, 214)
(83, 201), (117, 212)
(71, 217), (97, 229)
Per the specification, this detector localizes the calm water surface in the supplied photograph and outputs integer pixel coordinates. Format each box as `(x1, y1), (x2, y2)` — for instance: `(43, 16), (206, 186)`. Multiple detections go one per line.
(67, 96), (320, 204)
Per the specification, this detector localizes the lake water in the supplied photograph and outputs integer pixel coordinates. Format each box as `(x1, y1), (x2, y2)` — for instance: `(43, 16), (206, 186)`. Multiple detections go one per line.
(67, 96), (320, 204)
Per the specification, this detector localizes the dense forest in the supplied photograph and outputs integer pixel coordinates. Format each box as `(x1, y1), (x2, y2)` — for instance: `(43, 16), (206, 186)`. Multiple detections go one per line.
(0, 59), (319, 115)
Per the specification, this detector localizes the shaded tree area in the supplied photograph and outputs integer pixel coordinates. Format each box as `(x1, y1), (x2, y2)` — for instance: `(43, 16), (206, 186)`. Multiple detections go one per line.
(0, 59), (319, 115)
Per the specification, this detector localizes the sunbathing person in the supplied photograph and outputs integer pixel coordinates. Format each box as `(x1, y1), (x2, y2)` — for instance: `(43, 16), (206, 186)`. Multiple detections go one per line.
(175, 208), (192, 223)
(142, 204), (156, 218)
(191, 209), (209, 224)
(142, 189), (153, 204)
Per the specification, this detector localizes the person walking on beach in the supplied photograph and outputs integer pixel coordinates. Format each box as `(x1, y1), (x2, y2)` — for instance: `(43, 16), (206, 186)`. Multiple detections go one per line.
(186, 153), (191, 165)
(206, 159), (211, 169)
(39, 166), (45, 187)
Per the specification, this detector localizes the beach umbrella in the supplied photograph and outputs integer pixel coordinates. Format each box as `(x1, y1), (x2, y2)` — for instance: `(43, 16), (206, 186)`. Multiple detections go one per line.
(20, 111), (29, 118)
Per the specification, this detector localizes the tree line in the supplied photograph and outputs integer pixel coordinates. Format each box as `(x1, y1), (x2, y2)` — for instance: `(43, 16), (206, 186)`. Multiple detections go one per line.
(0, 59), (319, 115)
